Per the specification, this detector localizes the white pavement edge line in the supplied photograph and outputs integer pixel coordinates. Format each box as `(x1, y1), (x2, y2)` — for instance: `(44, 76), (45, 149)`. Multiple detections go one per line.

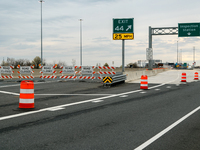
(134, 106), (200, 150)
(0, 90), (143, 121)
(0, 90), (19, 96)
(35, 94), (114, 96)
(0, 73), (180, 121)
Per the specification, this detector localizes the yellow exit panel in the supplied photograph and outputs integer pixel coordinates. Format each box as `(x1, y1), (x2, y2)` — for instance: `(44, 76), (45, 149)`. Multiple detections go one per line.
(113, 33), (134, 40)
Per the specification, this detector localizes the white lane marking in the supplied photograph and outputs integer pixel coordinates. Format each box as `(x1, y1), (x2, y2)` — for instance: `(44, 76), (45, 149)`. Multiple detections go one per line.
(140, 92), (146, 94)
(134, 106), (200, 150)
(0, 73), (182, 121)
(155, 89), (160, 91)
(0, 90), (19, 96)
(0, 90), (144, 121)
(35, 94), (113, 96)
(47, 107), (65, 111)
(92, 100), (104, 103)
(166, 86), (171, 88)
(0, 84), (21, 88)
(120, 95), (128, 97)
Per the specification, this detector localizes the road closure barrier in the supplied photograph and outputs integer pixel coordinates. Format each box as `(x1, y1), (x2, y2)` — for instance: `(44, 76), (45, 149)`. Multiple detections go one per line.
(181, 73), (186, 82)
(18, 66), (34, 79)
(194, 72), (199, 80)
(19, 80), (34, 109)
(140, 75), (148, 89)
(40, 65), (57, 79)
(0, 66), (14, 79)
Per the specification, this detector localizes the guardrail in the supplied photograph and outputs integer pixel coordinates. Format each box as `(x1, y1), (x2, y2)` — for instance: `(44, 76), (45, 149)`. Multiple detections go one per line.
(102, 73), (127, 86)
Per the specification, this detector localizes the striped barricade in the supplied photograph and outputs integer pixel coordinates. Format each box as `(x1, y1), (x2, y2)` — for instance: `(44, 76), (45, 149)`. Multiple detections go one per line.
(60, 76), (77, 79)
(97, 66), (116, 80)
(79, 76), (96, 80)
(1, 76), (14, 79)
(40, 65), (57, 79)
(17, 66), (34, 79)
(0, 66), (14, 80)
(40, 76), (57, 79)
(18, 76), (34, 79)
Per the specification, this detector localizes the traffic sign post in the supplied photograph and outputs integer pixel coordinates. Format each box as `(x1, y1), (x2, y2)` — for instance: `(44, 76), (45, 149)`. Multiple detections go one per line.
(113, 18), (134, 72)
(178, 23), (200, 37)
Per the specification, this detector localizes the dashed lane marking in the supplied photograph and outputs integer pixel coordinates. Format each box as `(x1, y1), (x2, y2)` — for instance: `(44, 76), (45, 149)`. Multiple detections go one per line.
(155, 89), (160, 91)
(0, 90), (19, 96)
(140, 92), (146, 94)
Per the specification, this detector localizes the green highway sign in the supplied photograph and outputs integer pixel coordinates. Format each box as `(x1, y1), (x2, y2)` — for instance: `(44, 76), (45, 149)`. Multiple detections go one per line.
(178, 23), (200, 37)
(113, 18), (134, 34)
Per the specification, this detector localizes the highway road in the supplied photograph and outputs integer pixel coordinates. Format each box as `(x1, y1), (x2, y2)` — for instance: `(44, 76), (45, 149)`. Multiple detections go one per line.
(0, 70), (200, 150)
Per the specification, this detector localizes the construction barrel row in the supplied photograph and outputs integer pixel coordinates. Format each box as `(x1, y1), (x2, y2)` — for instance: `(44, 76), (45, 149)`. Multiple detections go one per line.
(141, 72), (199, 90)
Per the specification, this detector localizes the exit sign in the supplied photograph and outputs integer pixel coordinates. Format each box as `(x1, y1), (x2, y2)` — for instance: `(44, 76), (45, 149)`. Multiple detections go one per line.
(113, 18), (134, 33)
(178, 23), (200, 37)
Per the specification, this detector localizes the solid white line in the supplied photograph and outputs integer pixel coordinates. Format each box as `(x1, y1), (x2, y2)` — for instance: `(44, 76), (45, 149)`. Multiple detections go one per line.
(134, 106), (200, 150)
(0, 72), (182, 121)
(0, 84), (21, 88)
(0, 90), (19, 96)
(35, 94), (113, 96)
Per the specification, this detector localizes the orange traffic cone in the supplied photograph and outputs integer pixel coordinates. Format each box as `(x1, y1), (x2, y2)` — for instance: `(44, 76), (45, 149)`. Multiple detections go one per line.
(19, 80), (34, 108)
(194, 72), (199, 80)
(181, 73), (186, 82)
(140, 75), (148, 89)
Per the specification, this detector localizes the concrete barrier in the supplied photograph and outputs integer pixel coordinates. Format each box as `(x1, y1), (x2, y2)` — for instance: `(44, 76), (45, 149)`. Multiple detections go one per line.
(124, 68), (169, 82)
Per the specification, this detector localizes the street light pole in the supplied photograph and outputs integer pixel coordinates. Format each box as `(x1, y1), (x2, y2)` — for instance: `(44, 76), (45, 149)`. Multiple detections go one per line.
(79, 19), (83, 66)
(177, 40), (178, 64)
(39, 0), (44, 66)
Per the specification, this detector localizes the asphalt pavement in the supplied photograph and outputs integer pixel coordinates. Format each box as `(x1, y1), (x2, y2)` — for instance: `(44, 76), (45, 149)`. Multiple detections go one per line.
(0, 69), (200, 150)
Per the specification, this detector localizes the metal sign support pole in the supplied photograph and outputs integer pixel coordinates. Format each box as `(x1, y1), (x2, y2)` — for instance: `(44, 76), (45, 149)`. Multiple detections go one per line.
(122, 39), (125, 72)
(148, 26), (153, 70)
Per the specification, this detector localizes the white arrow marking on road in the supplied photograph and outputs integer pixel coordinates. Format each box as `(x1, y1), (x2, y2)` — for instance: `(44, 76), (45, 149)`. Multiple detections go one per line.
(126, 25), (132, 31)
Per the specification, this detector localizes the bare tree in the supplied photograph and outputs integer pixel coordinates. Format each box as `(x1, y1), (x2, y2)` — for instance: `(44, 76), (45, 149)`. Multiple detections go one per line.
(72, 59), (76, 67)
(32, 56), (41, 69)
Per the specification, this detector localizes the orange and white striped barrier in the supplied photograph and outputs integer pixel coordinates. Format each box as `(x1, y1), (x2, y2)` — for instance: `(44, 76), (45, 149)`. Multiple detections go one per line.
(1, 76), (13, 79)
(19, 80), (34, 109)
(40, 76), (57, 79)
(0, 66), (14, 80)
(181, 73), (186, 82)
(98, 66), (115, 69)
(18, 76), (34, 79)
(194, 72), (199, 80)
(97, 77), (103, 80)
(79, 76), (96, 79)
(98, 71), (116, 75)
(140, 75), (148, 89)
(60, 76), (77, 79)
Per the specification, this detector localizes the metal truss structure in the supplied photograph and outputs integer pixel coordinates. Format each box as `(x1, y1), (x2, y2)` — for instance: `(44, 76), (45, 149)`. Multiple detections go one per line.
(147, 26), (178, 70)
(151, 27), (178, 35)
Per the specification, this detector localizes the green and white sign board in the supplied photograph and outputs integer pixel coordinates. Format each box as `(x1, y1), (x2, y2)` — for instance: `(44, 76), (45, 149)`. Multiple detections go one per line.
(113, 18), (134, 40)
(178, 23), (200, 37)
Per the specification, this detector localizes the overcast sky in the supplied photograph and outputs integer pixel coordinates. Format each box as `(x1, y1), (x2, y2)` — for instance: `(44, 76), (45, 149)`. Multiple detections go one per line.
(1, 0), (200, 67)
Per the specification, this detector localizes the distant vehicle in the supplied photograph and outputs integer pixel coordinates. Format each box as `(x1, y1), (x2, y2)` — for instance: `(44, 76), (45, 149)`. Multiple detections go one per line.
(188, 66), (192, 69)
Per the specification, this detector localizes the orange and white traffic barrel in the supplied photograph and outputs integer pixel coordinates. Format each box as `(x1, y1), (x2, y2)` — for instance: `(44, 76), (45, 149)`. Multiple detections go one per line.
(19, 80), (34, 108)
(140, 75), (148, 89)
(194, 72), (199, 80)
(181, 73), (186, 82)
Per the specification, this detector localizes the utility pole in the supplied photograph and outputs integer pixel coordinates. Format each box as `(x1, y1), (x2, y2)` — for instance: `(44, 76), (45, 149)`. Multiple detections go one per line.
(193, 46), (195, 68)
(80, 19), (83, 66)
(39, 0), (45, 66)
